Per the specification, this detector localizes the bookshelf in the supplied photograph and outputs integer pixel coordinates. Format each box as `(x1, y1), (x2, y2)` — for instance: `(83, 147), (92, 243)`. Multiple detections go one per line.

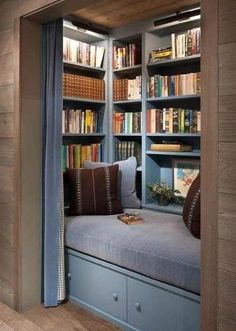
(62, 21), (108, 169)
(62, 11), (201, 215)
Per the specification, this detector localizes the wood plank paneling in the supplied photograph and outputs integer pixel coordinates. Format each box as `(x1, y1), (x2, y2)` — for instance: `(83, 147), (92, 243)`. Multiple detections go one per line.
(219, 0), (236, 44)
(0, 247), (15, 285)
(0, 54), (14, 86)
(0, 277), (15, 308)
(219, 142), (236, 195)
(0, 166), (14, 203)
(0, 84), (13, 113)
(219, 319), (236, 331)
(0, 138), (14, 166)
(219, 111), (236, 142)
(74, 0), (198, 28)
(201, 1), (218, 330)
(0, 113), (14, 138)
(218, 193), (236, 242)
(219, 42), (236, 96)
(218, 269), (236, 325)
(218, 239), (236, 273)
(0, 28), (13, 56)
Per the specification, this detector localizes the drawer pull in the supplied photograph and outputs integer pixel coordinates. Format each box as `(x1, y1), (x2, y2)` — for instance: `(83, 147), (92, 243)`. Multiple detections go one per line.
(113, 293), (118, 302)
(67, 273), (71, 280)
(135, 302), (141, 311)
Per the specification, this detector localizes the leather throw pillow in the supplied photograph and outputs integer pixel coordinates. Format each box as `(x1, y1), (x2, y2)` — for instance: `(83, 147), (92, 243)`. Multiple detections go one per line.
(183, 174), (200, 239)
(67, 165), (123, 216)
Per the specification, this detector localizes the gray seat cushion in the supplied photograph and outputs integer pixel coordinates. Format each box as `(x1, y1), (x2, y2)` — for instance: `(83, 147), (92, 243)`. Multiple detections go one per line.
(65, 209), (200, 294)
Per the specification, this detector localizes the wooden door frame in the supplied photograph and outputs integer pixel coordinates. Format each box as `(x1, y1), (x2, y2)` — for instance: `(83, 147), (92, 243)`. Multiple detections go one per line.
(16, 1), (219, 329)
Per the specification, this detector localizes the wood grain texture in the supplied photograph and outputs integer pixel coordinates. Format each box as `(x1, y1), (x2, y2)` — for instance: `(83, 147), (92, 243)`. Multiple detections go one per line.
(0, 138), (14, 166)
(219, 319), (236, 331)
(0, 113), (14, 138)
(219, 142), (236, 195)
(0, 84), (14, 113)
(218, 193), (236, 243)
(218, 269), (236, 325)
(201, 1), (218, 330)
(219, 0), (236, 44)
(0, 301), (42, 330)
(0, 28), (13, 56)
(218, 239), (236, 273)
(0, 54), (14, 86)
(219, 111), (236, 142)
(74, 0), (198, 28)
(219, 42), (236, 96)
(24, 302), (120, 331)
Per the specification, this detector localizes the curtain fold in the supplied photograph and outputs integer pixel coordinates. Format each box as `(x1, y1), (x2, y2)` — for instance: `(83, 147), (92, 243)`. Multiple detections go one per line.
(42, 18), (65, 307)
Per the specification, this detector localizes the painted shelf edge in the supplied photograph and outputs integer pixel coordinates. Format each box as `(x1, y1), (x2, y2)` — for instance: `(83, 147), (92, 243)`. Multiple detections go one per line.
(113, 133), (142, 137)
(113, 99), (142, 104)
(113, 64), (142, 73)
(146, 133), (201, 137)
(146, 54), (200, 68)
(146, 150), (201, 157)
(146, 95), (200, 102)
(143, 203), (183, 215)
(62, 133), (106, 137)
(63, 97), (106, 104)
(63, 60), (105, 73)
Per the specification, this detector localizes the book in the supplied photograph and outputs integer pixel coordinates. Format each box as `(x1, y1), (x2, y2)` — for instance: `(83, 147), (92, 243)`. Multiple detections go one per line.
(113, 77), (141, 101)
(170, 27), (201, 59)
(150, 143), (193, 152)
(113, 42), (141, 69)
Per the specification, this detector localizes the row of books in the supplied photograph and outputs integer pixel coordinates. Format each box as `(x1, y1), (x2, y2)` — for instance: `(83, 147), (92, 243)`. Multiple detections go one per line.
(113, 76), (141, 101)
(146, 108), (201, 134)
(63, 37), (105, 68)
(171, 28), (201, 59)
(113, 112), (141, 134)
(115, 141), (141, 166)
(147, 73), (201, 98)
(113, 43), (141, 69)
(63, 73), (105, 100)
(61, 144), (102, 170)
(62, 109), (103, 134)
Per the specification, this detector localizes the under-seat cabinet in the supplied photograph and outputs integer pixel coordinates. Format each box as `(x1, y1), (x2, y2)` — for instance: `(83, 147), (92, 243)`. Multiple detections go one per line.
(66, 249), (200, 331)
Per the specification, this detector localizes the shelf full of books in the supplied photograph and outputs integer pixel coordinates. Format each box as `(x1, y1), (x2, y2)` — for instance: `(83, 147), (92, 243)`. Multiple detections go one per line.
(113, 111), (141, 134)
(113, 38), (141, 69)
(62, 143), (103, 171)
(113, 76), (142, 101)
(146, 108), (201, 134)
(114, 140), (141, 166)
(62, 108), (104, 134)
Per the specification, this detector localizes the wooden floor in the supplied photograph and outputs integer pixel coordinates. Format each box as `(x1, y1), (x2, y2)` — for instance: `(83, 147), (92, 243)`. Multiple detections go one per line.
(0, 301), (120, 330)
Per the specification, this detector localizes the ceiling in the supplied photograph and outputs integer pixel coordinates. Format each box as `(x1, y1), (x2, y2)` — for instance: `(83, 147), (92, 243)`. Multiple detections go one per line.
(73, 0), (199, 29)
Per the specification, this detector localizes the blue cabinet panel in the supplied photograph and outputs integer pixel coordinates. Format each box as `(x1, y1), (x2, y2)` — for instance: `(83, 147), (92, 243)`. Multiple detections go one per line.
(127, 278), (200, 331)
(68, 253), (127, 321)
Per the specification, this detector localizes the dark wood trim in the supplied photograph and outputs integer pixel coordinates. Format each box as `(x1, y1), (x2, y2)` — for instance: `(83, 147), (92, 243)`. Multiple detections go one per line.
(201, 0), (218, 330)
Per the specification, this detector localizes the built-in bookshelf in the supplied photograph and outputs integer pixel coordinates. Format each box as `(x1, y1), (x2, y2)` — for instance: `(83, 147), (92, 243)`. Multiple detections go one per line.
(62, 10), (201, 215)
(62, 21), (108, 168)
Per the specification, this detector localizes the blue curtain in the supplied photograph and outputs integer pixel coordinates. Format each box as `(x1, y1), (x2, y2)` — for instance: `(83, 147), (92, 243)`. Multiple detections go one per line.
(42, 18), (64, 307)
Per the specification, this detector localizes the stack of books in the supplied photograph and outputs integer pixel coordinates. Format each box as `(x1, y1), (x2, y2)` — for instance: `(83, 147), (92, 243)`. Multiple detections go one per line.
(146, 108), (201, 134)
(61, 143), (103, 170)
(147, 73), (201, 98)
(63, 73), (105, 100)
(150, 143), (192, 152)
(113, 76), (141, 101)
(113, 42), (141, 69)
(113, 112), (141, 134)
(171, 28), (201, 59)
(62, 109), (103, 134)
(115, 141), (141, 165)
(63, 37), (105, 68)
(149, 47), (172, 63)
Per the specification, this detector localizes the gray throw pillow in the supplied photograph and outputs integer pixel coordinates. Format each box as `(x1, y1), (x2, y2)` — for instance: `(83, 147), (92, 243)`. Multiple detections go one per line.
(84, 157), (141, 209)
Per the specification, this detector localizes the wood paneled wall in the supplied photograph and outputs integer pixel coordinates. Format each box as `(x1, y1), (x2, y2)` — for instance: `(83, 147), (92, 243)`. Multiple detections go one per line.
(218, 0), (236, 329)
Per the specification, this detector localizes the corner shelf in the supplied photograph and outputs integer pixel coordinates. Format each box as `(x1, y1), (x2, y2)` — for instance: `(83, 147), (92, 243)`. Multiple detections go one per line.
(146, 151), (201, 157)
(63, 60), (106, 74)
(113, 100), (142, 105)
(62, 133), (106, 137)
(63, 96), (106, 104)
(146, 95), (200, 102)
(113, 133), (142, 137)
(143, 203), (183, 215)
(113, 64), (142, 74)
(146, 54), (200, 69)
(146, 133), (201, 137)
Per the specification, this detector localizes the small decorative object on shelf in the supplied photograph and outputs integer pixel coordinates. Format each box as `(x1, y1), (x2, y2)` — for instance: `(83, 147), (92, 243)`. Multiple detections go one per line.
(117, 213), (144, 225)
(147, 180), (181, 206)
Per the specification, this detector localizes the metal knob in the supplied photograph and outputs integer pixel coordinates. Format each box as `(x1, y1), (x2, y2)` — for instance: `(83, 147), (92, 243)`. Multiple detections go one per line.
(67, 273), (71, 280)
(135, 302), (141, 311)
(113, 293), (118, 302)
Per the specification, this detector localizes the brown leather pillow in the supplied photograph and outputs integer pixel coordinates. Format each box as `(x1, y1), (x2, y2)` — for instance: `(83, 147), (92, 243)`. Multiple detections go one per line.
(183, 174), (200, 239)
(67, 165), (123, 216)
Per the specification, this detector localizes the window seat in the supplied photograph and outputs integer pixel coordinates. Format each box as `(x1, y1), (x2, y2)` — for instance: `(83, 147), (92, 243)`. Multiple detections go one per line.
(65, 208), (200, 295)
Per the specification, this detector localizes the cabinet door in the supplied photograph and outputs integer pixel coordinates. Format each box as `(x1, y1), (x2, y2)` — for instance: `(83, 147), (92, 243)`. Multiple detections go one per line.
(127, 278), (200, 331)
(67, 253), (127, 321)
